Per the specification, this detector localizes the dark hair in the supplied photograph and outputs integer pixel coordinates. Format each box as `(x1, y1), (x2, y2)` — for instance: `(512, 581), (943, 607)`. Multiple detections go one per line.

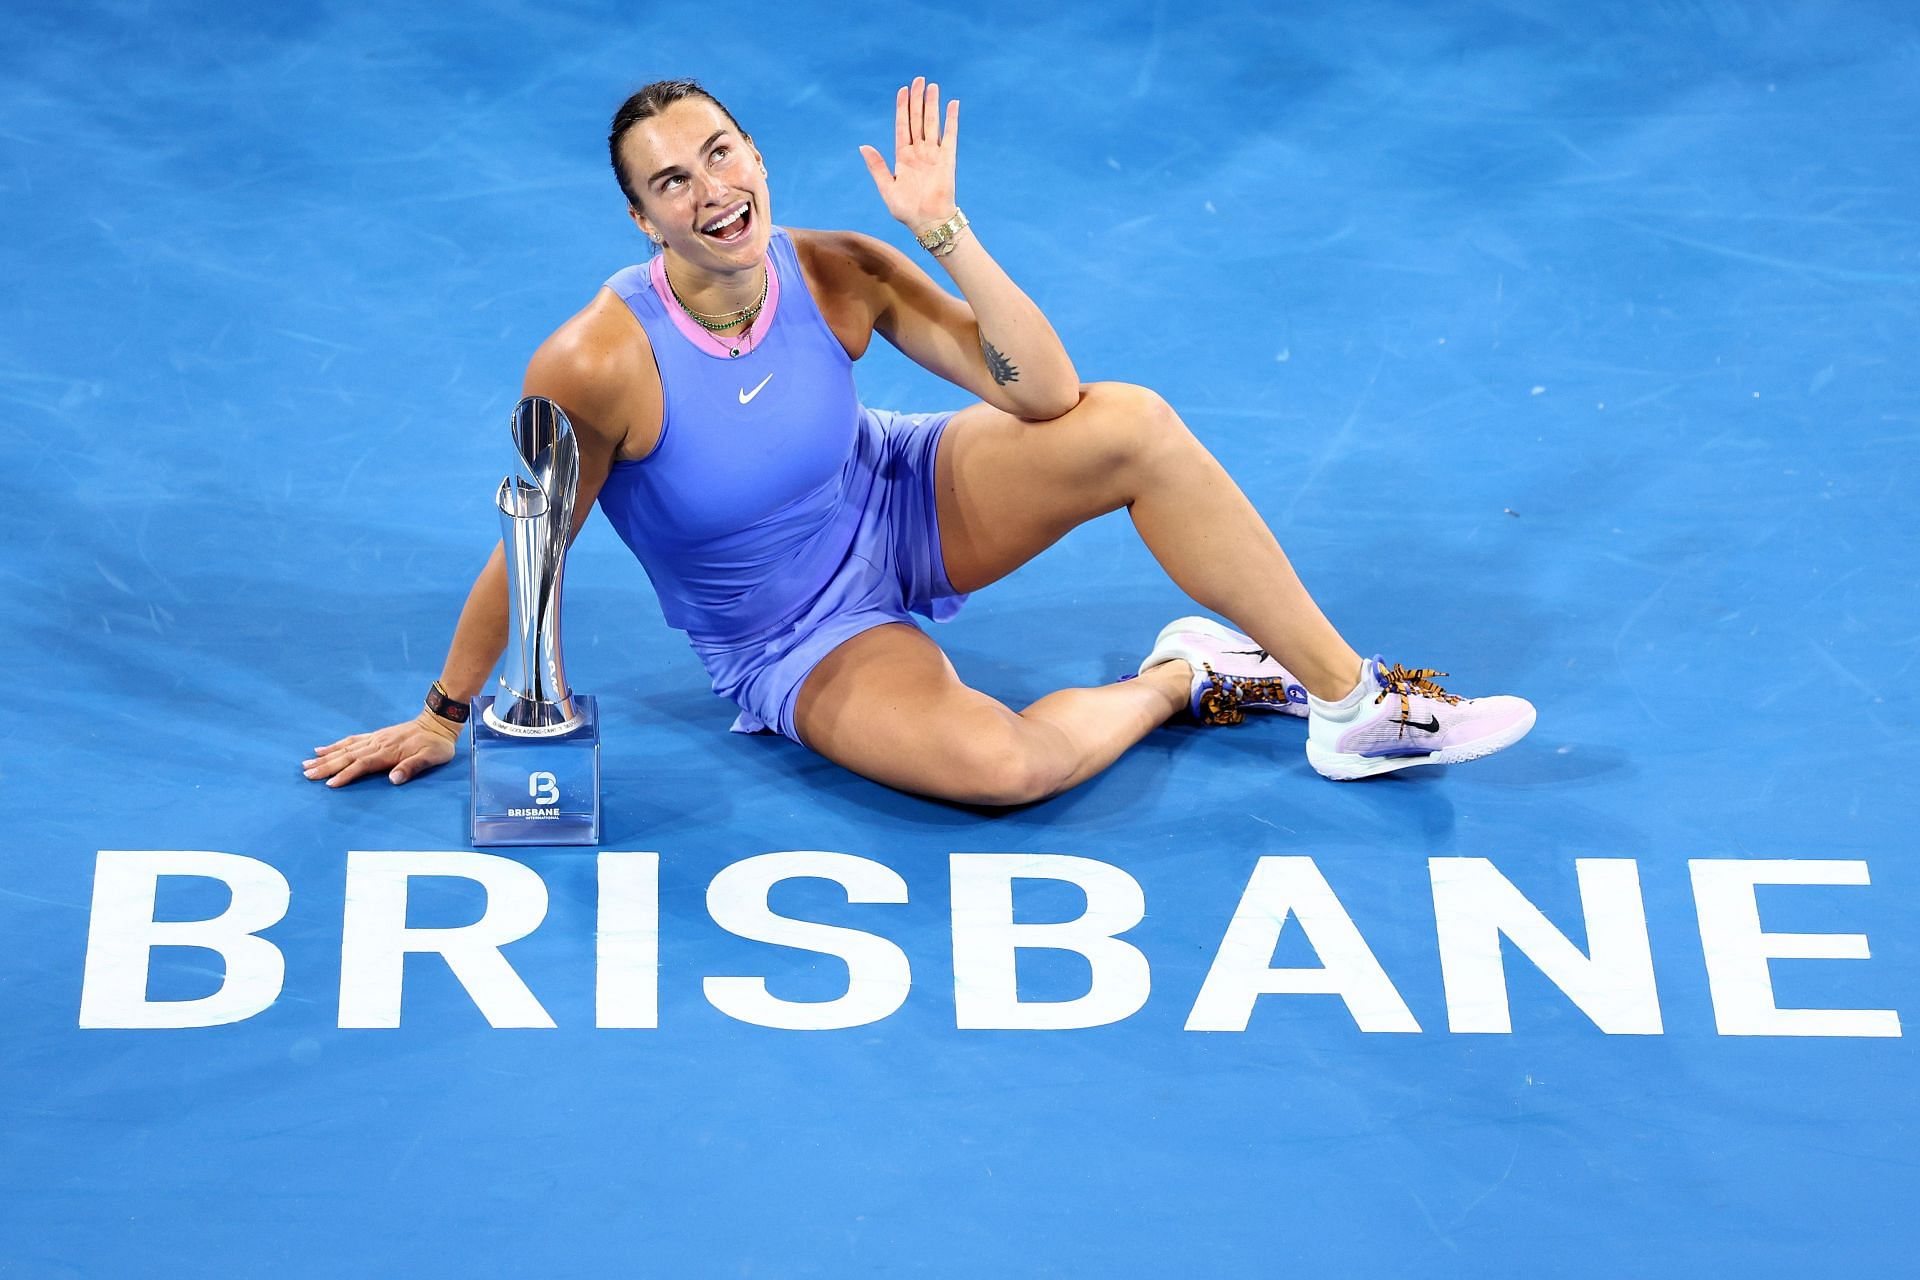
(608, 79), (751, 210)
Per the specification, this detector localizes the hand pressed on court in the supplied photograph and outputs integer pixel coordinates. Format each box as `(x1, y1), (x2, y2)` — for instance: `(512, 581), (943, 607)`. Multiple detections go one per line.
(304, 712), (458, 787)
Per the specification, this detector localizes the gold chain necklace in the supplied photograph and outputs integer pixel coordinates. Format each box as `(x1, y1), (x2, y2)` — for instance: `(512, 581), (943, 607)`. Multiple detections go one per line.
(664, 263), (768, 332)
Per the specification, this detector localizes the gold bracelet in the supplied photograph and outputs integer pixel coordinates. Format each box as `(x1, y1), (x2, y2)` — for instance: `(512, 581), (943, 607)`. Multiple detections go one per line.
(915, 208), (970, 258)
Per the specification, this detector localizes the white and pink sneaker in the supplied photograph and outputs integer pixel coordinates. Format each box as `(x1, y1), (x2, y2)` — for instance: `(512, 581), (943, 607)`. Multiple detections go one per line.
(1305, 657), (1535, 780)
(1138, 616), (1309, 725)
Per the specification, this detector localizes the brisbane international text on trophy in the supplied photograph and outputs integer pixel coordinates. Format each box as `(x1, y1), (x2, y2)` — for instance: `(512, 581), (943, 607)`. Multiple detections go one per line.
(469, 396), (601, 846)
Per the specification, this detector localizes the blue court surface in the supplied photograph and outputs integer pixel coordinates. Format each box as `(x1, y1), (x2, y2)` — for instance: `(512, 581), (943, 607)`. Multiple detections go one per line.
(4, 1), (1916, 1275)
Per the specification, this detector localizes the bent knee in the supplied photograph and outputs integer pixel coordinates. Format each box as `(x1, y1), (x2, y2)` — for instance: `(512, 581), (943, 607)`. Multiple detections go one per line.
(1073, 382), (1195, 488)
(939, 724), (1068, 807)
(1080, 381), (1179, 432)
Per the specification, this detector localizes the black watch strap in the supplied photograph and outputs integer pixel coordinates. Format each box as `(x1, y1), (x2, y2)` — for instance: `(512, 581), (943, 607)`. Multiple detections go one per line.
(425, 680), (471, 724)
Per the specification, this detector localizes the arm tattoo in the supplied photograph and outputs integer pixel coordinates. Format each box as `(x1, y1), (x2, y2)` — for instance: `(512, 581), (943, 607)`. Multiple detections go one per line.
(980, 335), (1021, 387)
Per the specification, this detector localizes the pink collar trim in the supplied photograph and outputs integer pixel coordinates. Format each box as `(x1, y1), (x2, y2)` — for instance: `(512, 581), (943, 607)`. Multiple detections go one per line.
(648, 248), (781, 360)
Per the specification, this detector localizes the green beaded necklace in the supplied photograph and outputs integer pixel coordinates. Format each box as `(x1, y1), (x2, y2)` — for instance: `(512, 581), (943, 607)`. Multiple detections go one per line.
(665, 263), (769, 333)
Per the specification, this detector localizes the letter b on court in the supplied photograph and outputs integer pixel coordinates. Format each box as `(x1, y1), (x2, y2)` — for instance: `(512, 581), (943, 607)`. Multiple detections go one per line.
(80, 851), (291, 1029)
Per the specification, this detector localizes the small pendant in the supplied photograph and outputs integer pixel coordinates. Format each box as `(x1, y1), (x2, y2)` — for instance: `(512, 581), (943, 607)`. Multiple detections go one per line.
(730, 347), (740, 357)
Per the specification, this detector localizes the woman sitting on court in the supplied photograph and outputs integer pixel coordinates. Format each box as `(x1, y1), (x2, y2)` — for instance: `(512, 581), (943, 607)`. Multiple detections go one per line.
(304, 77), (1534, 804)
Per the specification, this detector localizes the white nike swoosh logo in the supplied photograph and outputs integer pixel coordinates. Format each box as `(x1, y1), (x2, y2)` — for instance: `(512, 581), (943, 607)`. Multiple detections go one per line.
(738, 373), (774, 405)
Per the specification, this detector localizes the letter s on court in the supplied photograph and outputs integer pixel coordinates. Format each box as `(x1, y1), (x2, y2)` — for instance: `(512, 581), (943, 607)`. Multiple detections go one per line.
(704, 851), (911, 1030)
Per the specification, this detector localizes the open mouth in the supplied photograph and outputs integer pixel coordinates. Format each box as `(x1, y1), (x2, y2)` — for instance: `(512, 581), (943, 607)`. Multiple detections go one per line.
(700, 201), (753, 245)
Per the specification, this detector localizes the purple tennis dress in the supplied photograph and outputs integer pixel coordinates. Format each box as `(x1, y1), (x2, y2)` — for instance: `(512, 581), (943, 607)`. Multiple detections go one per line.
(595, 226), (968, 744)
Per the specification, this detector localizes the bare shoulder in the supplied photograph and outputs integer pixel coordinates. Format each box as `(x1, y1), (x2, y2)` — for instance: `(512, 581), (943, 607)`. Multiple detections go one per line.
(788, 227), (897, 357)
(790, 226), (911, 290)
(523, 288), (662, 463)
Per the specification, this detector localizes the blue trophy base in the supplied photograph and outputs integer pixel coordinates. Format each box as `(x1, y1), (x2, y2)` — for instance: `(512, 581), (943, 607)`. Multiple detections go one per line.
(469, 694), (601, 847)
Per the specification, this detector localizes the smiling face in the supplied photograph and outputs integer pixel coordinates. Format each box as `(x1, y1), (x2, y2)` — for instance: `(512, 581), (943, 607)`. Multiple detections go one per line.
(620, 97), (770, 273)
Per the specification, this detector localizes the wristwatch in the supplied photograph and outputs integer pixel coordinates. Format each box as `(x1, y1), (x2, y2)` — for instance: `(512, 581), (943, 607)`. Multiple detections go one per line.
(425, 680), (471, 724)
(915, 208), (970, 258)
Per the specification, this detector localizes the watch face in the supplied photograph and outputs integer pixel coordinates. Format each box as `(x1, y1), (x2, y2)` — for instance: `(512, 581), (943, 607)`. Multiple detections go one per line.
(429, 686), (471, 722)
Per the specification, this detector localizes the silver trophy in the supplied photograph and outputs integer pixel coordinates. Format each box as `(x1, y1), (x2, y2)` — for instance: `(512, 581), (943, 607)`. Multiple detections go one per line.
(486, 395), (583, 735)
(470, 395), (600, 846)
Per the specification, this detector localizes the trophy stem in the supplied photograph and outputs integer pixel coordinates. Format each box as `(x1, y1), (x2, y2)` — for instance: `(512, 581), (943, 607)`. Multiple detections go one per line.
(486, 400), (583, 737)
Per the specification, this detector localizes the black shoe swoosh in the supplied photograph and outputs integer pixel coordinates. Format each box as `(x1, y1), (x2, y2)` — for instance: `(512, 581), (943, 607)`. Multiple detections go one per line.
(1398, 715), (1442, 733)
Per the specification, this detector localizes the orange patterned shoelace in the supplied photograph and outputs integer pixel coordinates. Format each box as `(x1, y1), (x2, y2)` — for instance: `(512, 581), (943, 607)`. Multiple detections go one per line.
(1196, 665), (1297, 727)
(1374, 662), (1463, 732)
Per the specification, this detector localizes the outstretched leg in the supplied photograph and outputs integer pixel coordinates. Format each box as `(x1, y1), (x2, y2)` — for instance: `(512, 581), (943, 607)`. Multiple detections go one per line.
(934, 381), (1364, 699)
(793, 622), (1193, 805)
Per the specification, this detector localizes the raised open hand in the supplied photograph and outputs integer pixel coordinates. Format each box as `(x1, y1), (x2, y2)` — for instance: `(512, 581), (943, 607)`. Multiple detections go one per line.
(858, 76), (959, 232)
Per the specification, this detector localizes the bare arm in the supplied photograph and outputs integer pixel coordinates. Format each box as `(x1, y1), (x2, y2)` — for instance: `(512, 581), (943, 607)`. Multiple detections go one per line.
(305, 326), (629, 787)
(857, 77), (1079, 420)
(434, 541), (509, 704)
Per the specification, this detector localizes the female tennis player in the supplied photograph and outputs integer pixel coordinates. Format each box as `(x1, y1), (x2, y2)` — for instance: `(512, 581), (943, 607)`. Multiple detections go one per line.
(304, 77), (1533, 805)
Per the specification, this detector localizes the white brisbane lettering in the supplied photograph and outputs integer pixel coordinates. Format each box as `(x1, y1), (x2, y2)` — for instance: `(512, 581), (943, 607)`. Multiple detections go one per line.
(950, 853), (1151, 1030)
(1186, 856), (1418, 1033)
(72, 851), (1903, 1037)
(704, 851), (910, 1030)
(596, 852), (660, 1029)
(338, 850), (555, 1029)
(1689, 859), (1901, 1038)
(1431, 857), (1662, 1035)
(79, 850), (290, 1029)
